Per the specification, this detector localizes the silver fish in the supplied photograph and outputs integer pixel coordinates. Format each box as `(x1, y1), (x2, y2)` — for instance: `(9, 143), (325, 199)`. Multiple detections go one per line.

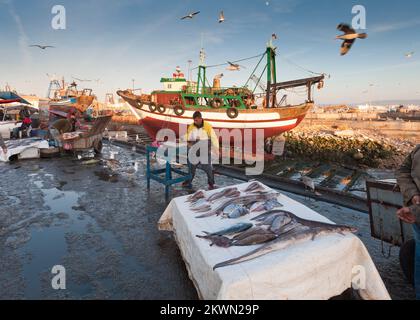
(270, 215), (293, 234)
(190, 198), (208, 209)
(252, 199), (283, 212)
(249, 201), (264, 211)
(213, 224), (357, 270)
(256, 212), (288, 227)
(225, 206), (249, 219)
(202, 223), (253, 237)
(223, 204), (241, 215)
(196, 193), (278, 219)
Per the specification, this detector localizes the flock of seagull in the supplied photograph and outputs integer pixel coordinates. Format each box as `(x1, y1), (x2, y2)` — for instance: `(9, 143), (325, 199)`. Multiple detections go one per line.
(28, 9), (415, 59)
(27, 8), (415, 85)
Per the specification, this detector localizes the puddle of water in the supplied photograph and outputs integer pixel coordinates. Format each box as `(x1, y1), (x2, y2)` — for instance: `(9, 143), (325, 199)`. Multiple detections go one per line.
(19, 170), (147, 299)
(18, 183), (91, 299)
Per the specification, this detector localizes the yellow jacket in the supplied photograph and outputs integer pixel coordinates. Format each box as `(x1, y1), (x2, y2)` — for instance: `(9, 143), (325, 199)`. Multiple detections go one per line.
(186, 121), (219, 150)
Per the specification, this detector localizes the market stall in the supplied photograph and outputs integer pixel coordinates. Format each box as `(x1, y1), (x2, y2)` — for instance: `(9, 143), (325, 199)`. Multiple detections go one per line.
(158, 182), (391, 300)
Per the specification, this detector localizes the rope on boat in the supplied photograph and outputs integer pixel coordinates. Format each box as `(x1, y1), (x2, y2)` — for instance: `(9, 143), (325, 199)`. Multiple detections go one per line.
(277, 53), (327, 77)
(191, 52), (266, 70)
(244, 53), (267, 89)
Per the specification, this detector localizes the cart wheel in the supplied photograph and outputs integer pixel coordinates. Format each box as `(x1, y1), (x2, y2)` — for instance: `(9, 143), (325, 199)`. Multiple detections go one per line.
(399, 239), (415, 286)
(94, 140), (103, 154)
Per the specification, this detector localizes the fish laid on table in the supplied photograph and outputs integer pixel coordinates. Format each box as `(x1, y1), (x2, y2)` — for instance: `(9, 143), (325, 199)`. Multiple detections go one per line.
(192, 203), (212, 212)
(213, 223), (357, 270)
(256, 212), (290, 227)
(223, 205), (250, 219)
(269, 215), (294, 234)
(207, 187), (239, 202)
(251, 210), (293, 222)
(246, 201), (262, 211)
(196, 193), (278, 218)
(190, 198), (208, 209)
(243, 182), (266, 193)
(187, 190), (206, 203)
(251, 199), (283, 212)
(201, 222), (253, 237)
(232, 233), (278, 246)
(196, 235), (232, 248)
(232, 227), (274, 241)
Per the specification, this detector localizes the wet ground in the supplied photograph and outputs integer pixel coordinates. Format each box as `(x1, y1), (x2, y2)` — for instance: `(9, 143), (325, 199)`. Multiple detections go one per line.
(0, 142), (415, 300)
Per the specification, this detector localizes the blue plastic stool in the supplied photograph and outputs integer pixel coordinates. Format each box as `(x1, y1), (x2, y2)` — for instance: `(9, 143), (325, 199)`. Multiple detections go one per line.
(146, 145), (192, 199)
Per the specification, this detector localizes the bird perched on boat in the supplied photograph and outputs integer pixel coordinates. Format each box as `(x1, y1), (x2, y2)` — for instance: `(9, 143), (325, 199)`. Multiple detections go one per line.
(214, 73), (224, 79)
(336, 23), (367, 56)
(29, 44), (55, 50)
(405, 51), (415, 58)
(226, 61), (245, 71)
(218, 11), (225, 23)
(181, 11), (200, 20)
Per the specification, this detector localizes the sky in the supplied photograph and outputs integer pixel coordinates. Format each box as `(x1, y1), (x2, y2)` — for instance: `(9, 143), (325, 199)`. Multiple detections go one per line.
(0, 0), (419, 105)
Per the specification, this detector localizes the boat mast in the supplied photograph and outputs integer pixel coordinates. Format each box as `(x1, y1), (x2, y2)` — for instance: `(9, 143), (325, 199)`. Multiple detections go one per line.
(266, 38), (277, 108)
(197, 48), (207, 94)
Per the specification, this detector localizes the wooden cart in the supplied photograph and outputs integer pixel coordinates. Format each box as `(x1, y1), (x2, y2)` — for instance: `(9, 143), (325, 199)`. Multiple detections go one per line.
(59, 115), (112, 153)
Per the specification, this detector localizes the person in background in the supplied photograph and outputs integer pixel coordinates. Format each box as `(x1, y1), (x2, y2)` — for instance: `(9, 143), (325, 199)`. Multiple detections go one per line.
(183, 111), (219, 190)
(12, 107), (32, 139)
(84, 105), (94, 122)
(396, 145), (420, 300)
(49, 118), (76, 148)
(0, 135), (7, 155)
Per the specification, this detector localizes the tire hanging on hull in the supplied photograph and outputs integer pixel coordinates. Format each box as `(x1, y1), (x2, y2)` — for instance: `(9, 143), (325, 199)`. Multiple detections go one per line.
(173, 104), (185, 116)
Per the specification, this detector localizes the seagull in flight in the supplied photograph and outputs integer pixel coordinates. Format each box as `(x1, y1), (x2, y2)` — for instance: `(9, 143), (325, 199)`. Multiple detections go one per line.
(226, 61), (246, 71)
(218, 11), (225, 23)
(181, 11), (200, 20)
(336, 23), (367, 56)
(405, 51), (415, 58)
(30, 45), (55, 50)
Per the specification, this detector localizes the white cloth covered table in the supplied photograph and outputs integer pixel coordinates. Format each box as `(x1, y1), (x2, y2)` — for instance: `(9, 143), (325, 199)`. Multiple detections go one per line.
(0, 138), (49, 162)
(158, 182), (391, 300)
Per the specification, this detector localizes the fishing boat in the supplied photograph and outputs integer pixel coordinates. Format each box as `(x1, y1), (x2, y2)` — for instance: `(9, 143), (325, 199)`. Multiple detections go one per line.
(117, 40), (325, 155)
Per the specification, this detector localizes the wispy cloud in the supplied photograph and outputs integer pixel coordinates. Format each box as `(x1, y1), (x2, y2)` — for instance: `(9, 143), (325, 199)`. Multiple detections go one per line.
(371, 19), (420, 33)
(3, 0), (31, 65)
